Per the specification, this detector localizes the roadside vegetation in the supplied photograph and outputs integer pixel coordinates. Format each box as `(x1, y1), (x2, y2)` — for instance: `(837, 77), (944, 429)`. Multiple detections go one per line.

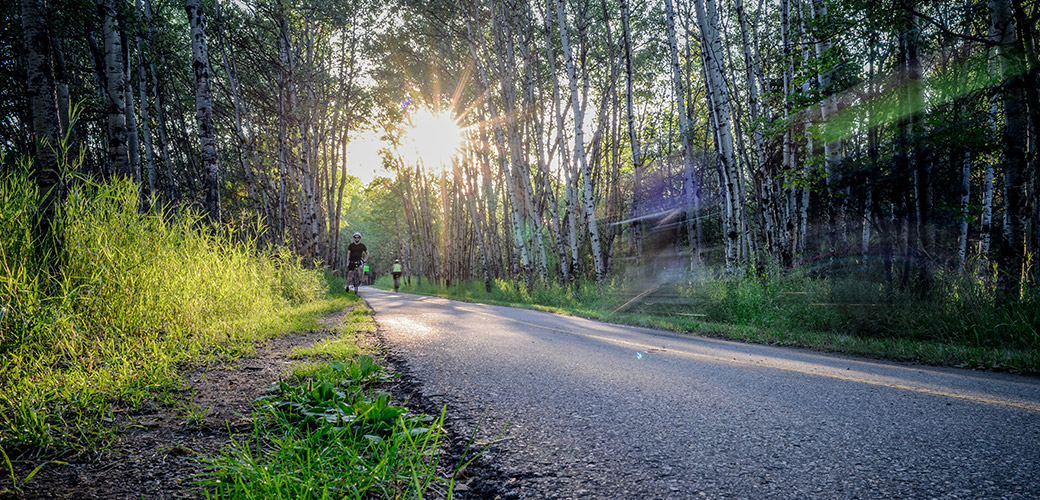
(201, 298), (462, 499)
(373, 268), (1040, 375)
(1, 167), (462, 497)
(0, 172), (327, 459)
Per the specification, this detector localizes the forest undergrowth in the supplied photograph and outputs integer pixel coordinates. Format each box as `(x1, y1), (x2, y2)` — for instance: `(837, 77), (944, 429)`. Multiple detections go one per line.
(0, 170), (330, 459)
(375, 264), (1040, 374)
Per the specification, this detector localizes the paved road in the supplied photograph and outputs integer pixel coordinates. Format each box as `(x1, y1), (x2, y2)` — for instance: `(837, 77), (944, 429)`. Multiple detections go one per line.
(363, 289), (1040, 499)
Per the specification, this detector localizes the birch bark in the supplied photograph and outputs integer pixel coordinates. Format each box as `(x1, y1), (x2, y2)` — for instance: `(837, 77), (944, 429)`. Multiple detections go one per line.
(186, 0), (221, 222)
(542, 0), (577, 281)
(556, 0), (605, 280)
(691, 0), (743, 268)
(21, 0), (63, 258)
(101, 0), (130, 178)
(989, 0), (1029, 302)
(620, 0), (643, 259)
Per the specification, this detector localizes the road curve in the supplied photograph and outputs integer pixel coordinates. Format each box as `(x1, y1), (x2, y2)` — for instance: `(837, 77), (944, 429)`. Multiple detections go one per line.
(362, 288), (1040, 499)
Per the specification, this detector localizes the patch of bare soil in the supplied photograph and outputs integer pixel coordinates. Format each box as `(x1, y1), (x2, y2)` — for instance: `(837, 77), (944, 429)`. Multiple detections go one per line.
(2, 309), (355, 499)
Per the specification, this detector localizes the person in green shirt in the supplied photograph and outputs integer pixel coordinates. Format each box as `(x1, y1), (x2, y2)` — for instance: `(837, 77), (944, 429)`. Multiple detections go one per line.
(392, 259), (403, 292)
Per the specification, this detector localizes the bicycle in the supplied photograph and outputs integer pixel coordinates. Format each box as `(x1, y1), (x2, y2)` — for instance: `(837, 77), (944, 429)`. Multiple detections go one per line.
(346, 260), (364, 293)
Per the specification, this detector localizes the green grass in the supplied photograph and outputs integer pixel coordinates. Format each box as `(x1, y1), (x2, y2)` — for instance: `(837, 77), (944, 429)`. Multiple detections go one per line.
(290, 303), (375, 361)
(200, 299), (462, 499)
(0, 171), (328, 458)
(373, 268), (1040, 374)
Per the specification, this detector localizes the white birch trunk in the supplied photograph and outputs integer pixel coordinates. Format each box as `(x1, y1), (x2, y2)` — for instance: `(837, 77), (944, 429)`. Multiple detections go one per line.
(21, 0), (62, 253)
(557, 0), (605, 280)
(664, 0), (703, 269)
(133, 1), (156, 198)
(958, 151), (971, 269)
(781, 0), (797, 261)
(692, 0), (743, 268)
(101, 0), (129, 178)
(186, 0), (220, 222)
(543, 0), (576, 281)
(620, 0), (643, 259)
(462, 0), (530, 277)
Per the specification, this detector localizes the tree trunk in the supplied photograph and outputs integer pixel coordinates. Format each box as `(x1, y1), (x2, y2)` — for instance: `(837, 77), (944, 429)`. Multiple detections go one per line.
(133, 0), (156, 199)
(21, 0), (63, 263)
(186, 0), (220, 223)
(557, 0), (605, 281)
(100, 0), (130, 179)
(121, 19), (141, 185)
(144, 0), (175, 200)
(692, 0), (743, 269)
(990, 0), (1029, 303)
(664, 0), (701, 270)
(542, 0), (575, 282)
(462, 0), (530, 279)
(620, 0), (643, 260)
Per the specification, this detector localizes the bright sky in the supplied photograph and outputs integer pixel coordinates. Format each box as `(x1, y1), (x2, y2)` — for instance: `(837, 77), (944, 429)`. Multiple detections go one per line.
(344, 128), (389, 185)
(341, 106), (464, 185)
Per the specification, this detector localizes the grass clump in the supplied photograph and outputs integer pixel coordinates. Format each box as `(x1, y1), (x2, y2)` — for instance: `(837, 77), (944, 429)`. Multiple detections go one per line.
(0, 172), (326, 458)
(202, 302), (457, 499)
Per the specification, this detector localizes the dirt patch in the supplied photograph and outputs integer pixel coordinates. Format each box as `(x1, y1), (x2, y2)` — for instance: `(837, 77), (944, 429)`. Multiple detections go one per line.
(2, 311), (351, 499)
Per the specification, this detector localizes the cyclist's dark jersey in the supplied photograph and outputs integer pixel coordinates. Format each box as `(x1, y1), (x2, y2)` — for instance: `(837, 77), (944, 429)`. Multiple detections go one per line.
(348, 242), (367, 262)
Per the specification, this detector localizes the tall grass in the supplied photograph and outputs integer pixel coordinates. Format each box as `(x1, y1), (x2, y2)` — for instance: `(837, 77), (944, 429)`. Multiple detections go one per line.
(1, 171), (325, 457)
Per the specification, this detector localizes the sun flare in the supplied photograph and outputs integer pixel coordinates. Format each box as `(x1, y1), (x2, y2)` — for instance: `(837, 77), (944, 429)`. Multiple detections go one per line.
(403, 109), (464, 168)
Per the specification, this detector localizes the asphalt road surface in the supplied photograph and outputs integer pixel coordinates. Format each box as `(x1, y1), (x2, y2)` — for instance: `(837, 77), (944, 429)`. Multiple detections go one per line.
(362, 288), (1040, 499)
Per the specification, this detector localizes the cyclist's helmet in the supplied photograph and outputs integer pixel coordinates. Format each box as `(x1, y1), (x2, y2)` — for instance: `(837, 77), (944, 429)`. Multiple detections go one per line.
(353, 232), (361, 238)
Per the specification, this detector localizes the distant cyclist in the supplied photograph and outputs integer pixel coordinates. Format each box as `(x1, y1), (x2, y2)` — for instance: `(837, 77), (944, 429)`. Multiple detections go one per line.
(346, 232), (368, 292)
(392, 258), (403, 292)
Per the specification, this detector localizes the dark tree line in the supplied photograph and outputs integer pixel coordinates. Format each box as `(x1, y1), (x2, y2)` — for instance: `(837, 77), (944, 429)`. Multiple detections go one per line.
(7, 0), (383, 270)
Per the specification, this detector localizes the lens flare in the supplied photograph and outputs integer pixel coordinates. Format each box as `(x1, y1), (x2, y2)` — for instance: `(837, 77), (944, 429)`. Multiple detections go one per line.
(404, 109), (463, 168)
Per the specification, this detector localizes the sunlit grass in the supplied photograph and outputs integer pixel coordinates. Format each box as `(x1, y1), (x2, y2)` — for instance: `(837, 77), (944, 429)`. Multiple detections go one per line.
(0, 171), (326, 458)
(290, 301), (375, 361)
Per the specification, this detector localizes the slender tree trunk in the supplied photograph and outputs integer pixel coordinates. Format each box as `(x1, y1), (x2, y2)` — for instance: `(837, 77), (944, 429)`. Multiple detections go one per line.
(692, 0), (743, 269)
(990, 0), (1029, 303)
(958, 150), (971, 270)
(21, 0), (63, 263)
(664, 0), (701, 270)
(495, 0), (542, 283)
(50, 33), (77, 161)
(186, 0), (220, 223)
(133, 0), (156, 199)
(781, 0), (797, 263)
(144, 0), (175, 200)
(462, 0), (529, 278)
(557, 0), (605, 281)
(620, 0), (644, 260)
(121, 20), (141, 184)
(811, 0), (842, 250)
(101, 0), (130, 179)
(541, 0), (575, 281)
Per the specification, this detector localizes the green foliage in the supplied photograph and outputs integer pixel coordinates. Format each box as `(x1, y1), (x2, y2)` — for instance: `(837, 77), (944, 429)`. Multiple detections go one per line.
(0, 172), (326, 457)
(202, 356), (453, 499)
